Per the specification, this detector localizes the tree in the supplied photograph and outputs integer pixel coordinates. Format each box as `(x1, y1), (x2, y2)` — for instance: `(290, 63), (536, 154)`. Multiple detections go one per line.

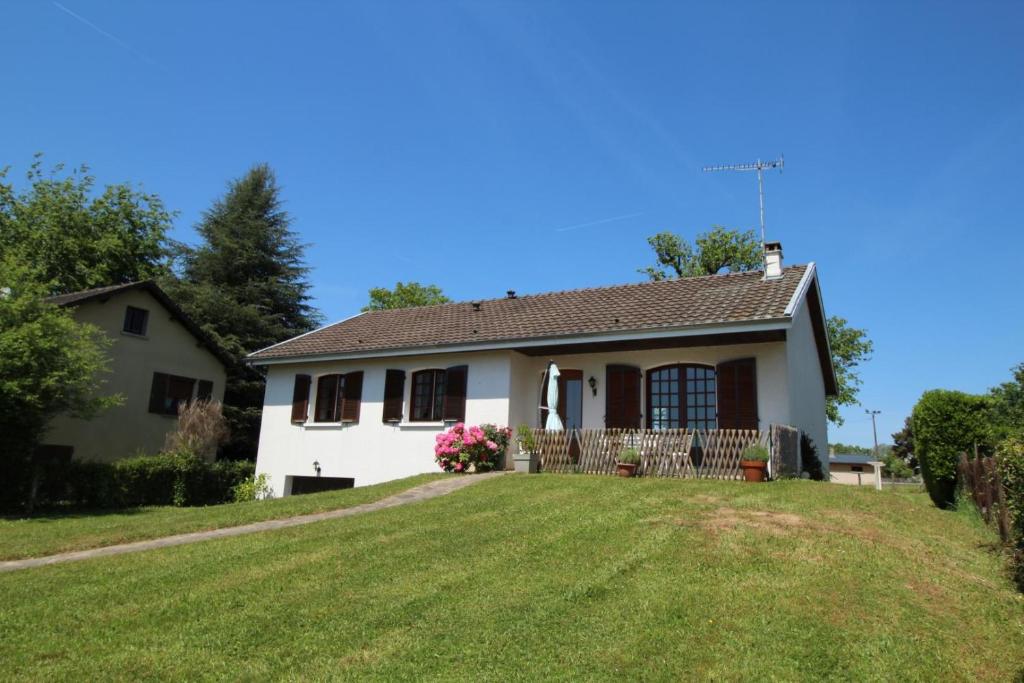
(912, 389), (992, 509)
(0, 257), (119, 512)
(363, 282), (451, 311)
(0, 155), (174, 295)
(825, 316), (873, 426)
(830, 442), (872, 455)
(989, 362), (1024, 441)
(167, 164), (320, 459)
(640, 226), (762, 280)
(882, 451), (913, 479)
(891, 416), (917, 473)
(640, 227), (872, 425)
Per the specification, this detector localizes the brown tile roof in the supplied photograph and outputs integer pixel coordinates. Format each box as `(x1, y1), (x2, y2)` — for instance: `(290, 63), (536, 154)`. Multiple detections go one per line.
(250, 265), (811, 361)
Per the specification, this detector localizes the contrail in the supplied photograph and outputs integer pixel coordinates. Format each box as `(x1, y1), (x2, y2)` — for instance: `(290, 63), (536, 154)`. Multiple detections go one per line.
(52, 1), (164, 70)
(554, 212), (644, 233)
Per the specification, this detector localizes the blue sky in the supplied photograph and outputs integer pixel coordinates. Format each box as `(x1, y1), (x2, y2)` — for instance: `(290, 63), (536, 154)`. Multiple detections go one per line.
(2, 1), (1022, 447)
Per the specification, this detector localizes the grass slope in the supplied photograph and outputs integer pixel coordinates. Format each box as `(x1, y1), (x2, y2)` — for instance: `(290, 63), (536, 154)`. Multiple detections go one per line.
(1, 475), (1022, 681)
(0, 473), (444, 560)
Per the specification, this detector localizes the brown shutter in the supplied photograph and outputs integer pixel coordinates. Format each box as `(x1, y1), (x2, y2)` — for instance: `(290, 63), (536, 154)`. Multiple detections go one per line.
(605, 365), (641, 428)
(340, 371), (363, 423)
(291, 374), (311, 423)
(197, 380), (214, 401)
(149, 372), (169, 414)
(382, 370), (406, 422)
(716, 358), (758, 430)
(443, 365), (468, 422)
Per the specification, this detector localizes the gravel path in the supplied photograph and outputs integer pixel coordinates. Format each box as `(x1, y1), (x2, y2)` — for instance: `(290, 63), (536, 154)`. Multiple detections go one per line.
(0, 472), (507, 573)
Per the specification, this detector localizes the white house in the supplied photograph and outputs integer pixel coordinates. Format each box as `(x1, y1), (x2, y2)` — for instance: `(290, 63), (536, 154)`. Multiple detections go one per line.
(249, 244), (836, 496)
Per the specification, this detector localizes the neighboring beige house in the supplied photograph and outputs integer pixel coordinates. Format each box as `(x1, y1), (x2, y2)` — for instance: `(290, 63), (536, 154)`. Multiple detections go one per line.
(829, 453), (883, 488)
(42, 281), (230, 463)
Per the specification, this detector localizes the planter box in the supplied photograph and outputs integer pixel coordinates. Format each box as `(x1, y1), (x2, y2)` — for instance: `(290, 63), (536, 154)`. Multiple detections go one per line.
(514, 452), (538, 474)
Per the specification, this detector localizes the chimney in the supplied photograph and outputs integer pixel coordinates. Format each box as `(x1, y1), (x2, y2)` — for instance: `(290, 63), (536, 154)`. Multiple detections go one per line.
(764, 241), (783, 280)
(506, 290), (517, 299)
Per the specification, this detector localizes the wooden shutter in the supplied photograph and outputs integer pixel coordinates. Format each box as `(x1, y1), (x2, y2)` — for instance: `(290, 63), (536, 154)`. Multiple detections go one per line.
(443, 365), (468, 422)
(291, 374), (311, 423)
(149, 372), (169, 414)
(340, 371), (363, 423)
(716, 358), (758, 429)
(197, 380), (214, 401)
(605, 365), (641, 428)
(382, 370), (406, 422)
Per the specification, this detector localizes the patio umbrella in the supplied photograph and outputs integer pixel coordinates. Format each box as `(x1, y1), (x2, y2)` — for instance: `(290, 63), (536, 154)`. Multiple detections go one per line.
(545, 362), (564, 431)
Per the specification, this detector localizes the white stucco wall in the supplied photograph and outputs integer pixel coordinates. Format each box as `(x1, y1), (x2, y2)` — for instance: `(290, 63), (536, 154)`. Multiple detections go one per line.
(43, 288), (227, 462)
(785, 299), (829, 469)
(255, 351), (512, 495)
(256, 339), (813, 495)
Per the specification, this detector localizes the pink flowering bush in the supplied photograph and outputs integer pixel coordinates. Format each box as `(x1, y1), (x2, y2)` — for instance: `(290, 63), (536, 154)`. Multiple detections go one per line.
(434, 423), (512, 473)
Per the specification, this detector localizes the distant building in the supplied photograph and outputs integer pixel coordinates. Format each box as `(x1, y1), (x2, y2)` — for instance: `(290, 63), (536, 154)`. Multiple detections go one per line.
(829, 452), (883, 488)
(43, 281), (230, 463)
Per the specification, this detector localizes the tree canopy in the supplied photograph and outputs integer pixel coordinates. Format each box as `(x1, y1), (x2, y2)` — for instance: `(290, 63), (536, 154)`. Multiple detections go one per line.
(825, 316), (874, 426)
(639, 226), (762, 280)
(363, 282), (451, 311)
(0, 256), (119, 511)
(166, 164), (320, 459)
(0, 156), (174, 295)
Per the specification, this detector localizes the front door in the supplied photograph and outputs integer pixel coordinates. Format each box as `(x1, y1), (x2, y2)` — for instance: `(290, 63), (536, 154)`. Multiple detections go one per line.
(544, 369), (584, 462)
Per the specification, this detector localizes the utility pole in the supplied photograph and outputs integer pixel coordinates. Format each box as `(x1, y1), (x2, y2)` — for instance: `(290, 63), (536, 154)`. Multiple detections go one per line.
(865, 409), (881, 459)
(866, 409), (882, 490)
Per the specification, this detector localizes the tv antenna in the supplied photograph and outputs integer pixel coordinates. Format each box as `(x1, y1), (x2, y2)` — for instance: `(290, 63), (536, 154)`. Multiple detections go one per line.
(702, 156), (785, 267)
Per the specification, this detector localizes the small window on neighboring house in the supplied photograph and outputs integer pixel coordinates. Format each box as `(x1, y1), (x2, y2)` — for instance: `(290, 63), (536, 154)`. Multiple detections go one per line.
(196, 380), (214, 401)
(851, 465), (864, 472)
(123, 306), (149, 336)
(148, 372), (197, 416)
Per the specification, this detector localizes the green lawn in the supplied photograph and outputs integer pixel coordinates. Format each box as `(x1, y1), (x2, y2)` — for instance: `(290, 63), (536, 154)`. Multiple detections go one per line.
(0, 473), (444, 561)
(1, 475), (1021, 681)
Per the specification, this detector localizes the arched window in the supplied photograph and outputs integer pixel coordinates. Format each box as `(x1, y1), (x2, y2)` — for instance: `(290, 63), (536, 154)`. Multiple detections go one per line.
(646, 364), (717, 430)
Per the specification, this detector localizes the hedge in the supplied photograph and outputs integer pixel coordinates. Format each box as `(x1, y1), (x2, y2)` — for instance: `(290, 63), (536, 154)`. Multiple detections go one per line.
(912, 389), (992, 509)
(23, 452), (254, 510)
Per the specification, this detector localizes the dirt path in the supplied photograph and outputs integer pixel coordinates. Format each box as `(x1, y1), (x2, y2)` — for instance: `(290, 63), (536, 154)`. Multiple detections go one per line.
(0, 472), (507, 573)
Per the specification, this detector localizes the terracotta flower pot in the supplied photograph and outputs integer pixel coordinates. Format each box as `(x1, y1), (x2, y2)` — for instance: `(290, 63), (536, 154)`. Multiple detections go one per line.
(740, 459), (768, 482)
(616, 462), (638, 478)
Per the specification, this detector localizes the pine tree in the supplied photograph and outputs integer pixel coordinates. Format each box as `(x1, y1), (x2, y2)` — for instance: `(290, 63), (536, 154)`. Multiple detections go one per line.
(168, 164), (320, 459)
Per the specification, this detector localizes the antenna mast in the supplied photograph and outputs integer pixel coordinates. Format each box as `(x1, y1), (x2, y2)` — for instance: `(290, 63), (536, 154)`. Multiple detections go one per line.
(702, 156), (784, 269)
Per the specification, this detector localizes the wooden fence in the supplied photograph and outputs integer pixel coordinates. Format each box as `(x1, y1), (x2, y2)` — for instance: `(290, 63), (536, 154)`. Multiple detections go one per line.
(959, 454), (1011, 542)
(530, 428), (773, 480)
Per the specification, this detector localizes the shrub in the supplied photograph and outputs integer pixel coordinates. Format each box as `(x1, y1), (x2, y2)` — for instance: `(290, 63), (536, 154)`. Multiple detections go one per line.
(800, 434), (825, 481)
(997, 437), (1024, 588)
(10, 451), (255, 511)
(434, 423), (512, 473)
(164, 400), (230, 460)
(232, 473), (274, 502)
(913, 389), (992, 508)
(741, 444), (769, 462)
(618, 447), (640, 465)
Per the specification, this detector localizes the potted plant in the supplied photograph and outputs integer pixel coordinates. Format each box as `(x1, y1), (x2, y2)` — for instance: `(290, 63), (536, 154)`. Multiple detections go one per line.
(513, 424), (538, 473)
(740, 444), (770, 482)
(616, 447), (641, 478)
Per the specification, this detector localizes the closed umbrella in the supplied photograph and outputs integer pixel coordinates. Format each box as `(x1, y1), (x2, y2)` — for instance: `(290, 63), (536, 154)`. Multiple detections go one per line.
(545, 362), (564, 431)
